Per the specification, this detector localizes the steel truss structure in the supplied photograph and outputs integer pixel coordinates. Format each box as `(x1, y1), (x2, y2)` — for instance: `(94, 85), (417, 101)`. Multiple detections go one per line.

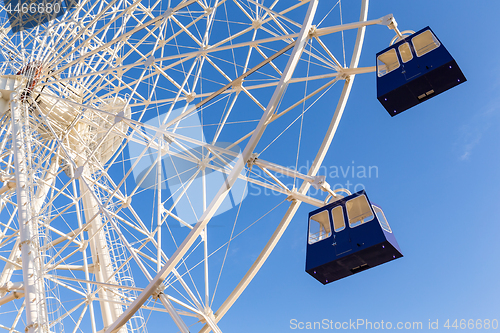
(0, 0), (399, 332)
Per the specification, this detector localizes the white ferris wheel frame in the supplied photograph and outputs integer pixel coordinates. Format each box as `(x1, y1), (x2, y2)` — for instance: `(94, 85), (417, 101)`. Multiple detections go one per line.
(0, 0), (405, 332)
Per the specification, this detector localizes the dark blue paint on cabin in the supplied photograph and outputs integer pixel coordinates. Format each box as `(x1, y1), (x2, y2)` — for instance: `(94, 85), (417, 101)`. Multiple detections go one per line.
(376, 27), (466, 116)
(305, 190), (402, 284)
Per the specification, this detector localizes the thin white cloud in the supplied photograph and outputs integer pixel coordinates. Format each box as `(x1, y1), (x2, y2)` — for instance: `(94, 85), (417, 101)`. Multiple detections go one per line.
(457, 72), (500, 160)
(460, 132), (481, 160)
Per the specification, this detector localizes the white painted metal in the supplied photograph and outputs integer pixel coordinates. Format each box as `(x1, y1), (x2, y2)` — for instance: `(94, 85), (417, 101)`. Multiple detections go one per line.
(0, 290), (23, 306)
(79, 170), (126, 332)
(106, 1), (320, 331)
(199, 1), (371, 329)
(12, 95), (48, 333)
(0, 1), (394, 332)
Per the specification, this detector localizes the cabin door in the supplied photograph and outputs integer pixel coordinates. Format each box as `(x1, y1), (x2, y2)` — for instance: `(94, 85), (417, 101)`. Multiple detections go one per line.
(398, 42), (421, 81)
(330, 206), (351, 256)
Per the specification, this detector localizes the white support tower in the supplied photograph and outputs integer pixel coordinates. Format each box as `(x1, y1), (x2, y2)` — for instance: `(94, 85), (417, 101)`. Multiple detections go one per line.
(12, 93), (49, 333)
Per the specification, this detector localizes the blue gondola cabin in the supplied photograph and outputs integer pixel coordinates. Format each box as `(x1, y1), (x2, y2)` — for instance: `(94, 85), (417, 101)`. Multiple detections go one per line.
(306, 190), (402, 284)
(376, 27), (466, 116)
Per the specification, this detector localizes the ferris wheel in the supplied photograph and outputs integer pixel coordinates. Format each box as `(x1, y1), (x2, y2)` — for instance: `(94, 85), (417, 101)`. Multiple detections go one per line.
(0, 0), (409, 332)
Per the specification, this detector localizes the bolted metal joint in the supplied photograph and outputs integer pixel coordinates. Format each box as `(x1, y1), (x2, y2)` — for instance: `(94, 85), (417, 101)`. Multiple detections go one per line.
(152, 283), (166, 300)
(246, 152), (259, 169)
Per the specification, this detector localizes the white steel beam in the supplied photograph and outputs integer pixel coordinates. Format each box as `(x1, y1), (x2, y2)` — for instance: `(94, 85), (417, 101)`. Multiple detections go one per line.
(79, 171), (126, 332)
(198, 1), (371, 331)
(101, 14), (389, 73)
(78, 172), (192, 333)
(0, 155), (58, 303)
(0, 291), (24, 306)
(12, 95), (49, 333)
(105, 1), (320, 331)
(0, 239), (21, 297)
(163, 42), (296, 129)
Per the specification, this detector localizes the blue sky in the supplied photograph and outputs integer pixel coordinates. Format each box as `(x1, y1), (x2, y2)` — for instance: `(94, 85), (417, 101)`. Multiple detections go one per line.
(214, 1), (500, 332)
